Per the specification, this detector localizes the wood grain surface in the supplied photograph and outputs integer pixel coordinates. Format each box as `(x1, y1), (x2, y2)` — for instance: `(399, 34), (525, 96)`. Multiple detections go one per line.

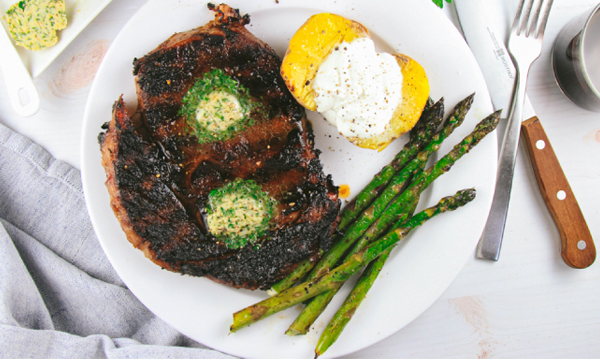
(522, 116), (596, 268)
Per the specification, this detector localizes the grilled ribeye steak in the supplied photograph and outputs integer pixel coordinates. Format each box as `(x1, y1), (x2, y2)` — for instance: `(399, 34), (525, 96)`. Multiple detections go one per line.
(98, 4), (340, 290)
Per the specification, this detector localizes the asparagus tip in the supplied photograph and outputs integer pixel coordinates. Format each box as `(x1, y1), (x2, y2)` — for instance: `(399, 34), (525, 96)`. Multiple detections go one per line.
(460, 187), (477, 203)
(465, 92), (476, 105)
(482, 110), (502, 129)
(444, 188), (477, 211)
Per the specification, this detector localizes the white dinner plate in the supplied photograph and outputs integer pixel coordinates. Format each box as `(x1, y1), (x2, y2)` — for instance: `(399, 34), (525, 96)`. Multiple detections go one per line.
(81, 0), (496, 358)
(0, 0), (113, 77)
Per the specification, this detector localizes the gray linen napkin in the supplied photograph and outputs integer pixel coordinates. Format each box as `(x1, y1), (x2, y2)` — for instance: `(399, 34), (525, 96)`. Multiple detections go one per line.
(0, 122), (233, 359)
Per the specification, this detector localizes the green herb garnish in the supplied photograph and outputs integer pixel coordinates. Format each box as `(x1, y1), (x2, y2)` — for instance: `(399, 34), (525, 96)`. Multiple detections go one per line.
(180, 69), (255, 144)
(431, 0), (452, 8)
(206, 178), (276, 249)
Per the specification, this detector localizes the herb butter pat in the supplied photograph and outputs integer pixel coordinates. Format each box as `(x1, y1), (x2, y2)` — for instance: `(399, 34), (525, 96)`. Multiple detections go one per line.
(195, 91), (246, 133)
(206, 179), (276, 249)
(180, 69), (255, 144)
(313, 37), (403, 139)
(5, 0), (67, 51)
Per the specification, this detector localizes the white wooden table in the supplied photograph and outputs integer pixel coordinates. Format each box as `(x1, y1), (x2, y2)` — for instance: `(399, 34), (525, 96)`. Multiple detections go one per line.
(1, 0), (599, 358)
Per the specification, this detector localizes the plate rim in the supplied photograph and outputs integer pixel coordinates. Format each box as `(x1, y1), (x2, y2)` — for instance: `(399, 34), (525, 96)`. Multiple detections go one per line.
(81, 0), (497, 358)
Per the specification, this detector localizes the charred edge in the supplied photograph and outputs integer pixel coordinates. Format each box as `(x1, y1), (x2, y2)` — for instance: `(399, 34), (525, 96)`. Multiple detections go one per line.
(208, 3), (250, 26)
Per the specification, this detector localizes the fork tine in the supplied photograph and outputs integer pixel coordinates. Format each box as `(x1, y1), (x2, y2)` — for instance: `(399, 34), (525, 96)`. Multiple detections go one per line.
(521, 0), (534, 36)
(536, 0), (554, 38)
(529, 0), (544, 37)
(511, 0), (525, 34)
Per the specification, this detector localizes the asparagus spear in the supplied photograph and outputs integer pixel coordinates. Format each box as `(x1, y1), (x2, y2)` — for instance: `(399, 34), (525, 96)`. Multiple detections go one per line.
(409, 97), (435, 141)
(230, 188), (477, 333)
(267, 251), (322, 296)
(268, 99), (445, 295)
(314, 249), (391, 358)
(285, 99), (489, 335)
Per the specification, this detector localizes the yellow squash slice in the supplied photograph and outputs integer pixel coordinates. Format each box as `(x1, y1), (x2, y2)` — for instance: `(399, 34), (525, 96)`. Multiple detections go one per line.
(281, 13), (430, 151)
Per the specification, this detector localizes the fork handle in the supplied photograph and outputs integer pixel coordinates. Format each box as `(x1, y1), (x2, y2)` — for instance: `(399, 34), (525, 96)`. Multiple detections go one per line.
(476, 64), (528, 261)
(521, 117), (596, 268)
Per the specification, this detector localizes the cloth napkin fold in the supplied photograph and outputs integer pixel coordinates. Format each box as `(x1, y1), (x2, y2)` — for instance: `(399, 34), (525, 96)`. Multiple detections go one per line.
(0, 122), (233, 359)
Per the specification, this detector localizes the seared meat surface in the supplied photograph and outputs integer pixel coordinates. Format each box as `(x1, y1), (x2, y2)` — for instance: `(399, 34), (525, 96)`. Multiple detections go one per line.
(98, 4), (340, 290)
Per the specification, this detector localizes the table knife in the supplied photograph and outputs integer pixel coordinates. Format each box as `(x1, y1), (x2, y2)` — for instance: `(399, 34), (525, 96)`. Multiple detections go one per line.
(454, 0), (595, 268)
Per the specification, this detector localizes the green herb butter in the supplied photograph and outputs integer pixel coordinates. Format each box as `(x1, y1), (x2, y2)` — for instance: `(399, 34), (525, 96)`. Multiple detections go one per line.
(206, 178), (276, 249)
(180, 69), (256, 144)
(5, 0), (67, 51)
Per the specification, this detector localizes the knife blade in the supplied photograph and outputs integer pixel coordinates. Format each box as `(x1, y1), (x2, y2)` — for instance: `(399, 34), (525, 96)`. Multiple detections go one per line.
(454, 0), (536, 118)
(454, 0), (596, 268)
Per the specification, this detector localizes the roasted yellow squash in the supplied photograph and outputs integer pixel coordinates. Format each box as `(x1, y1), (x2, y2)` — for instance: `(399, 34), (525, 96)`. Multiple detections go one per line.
(281, 13), (430, 151)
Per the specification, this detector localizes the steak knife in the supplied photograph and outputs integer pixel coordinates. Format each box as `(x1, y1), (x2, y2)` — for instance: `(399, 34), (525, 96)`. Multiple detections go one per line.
(454, 0), (596, 268)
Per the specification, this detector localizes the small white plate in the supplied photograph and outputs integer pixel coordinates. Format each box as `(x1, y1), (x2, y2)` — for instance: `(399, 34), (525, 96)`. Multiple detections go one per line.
(0, 0), (113, 77)
(81, 0), (496, 358)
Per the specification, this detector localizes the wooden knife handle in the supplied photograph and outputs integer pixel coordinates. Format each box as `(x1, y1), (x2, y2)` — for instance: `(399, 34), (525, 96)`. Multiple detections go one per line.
(521, 116), (596, 268)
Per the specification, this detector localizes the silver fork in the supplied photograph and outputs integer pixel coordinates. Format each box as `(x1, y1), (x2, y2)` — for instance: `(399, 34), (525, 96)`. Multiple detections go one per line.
(476, 0), (554, 261)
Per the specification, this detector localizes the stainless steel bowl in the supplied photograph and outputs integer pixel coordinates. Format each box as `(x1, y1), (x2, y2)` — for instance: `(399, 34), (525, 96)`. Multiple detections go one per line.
(552, 3), (600, 112)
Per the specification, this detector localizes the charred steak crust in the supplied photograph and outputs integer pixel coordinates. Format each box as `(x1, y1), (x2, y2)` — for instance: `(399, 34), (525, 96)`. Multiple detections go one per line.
(98, 4), (340, 290)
